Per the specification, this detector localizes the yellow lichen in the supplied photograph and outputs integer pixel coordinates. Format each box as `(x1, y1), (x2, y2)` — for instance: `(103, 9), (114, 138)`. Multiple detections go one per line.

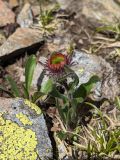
(0, 115), (38, 160)
(0, 115), (5, 125)
(24, 99), (41, 115)
(16, 112), (33, 126)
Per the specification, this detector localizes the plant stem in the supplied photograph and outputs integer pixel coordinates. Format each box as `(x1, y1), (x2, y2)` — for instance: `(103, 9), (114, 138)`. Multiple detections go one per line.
(73, 141), (86, 151)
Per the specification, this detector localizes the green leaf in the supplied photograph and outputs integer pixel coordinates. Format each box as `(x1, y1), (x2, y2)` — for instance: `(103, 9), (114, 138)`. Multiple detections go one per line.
(37, 69), (46, 91)
(32, 91), (45, 103)
(69, 100), (78, 123)
(67, 107), (74, 124)
(73, 97), (84, 104)
(0, 85), (14, 97)
(60, 105), (69, 124)
(73, 84), (87, 99)
(40, 79), (53, 94)
(87, 141), (92, 157)
(64, 65), (79, 88)
(57, 131), (67, 141)
(22, 84), (29, 99)
(50, 85), (68, 103)
(25, 55), (36, 93)
(6, 76), (20, 97)
(96, 25), (117, 33)
(84, 75), (100, 94)
(106, 133), (116, 153)
(73, 75), (100, 98)
(115, 96), (120, 111)
(55, 98), (68, 124)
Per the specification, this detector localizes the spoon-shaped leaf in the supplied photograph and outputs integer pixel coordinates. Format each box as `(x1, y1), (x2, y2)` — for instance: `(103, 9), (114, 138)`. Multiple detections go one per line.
(25, 55), (36, 93)
(73, 75), (100, 99)
(40, 79), (53, 94)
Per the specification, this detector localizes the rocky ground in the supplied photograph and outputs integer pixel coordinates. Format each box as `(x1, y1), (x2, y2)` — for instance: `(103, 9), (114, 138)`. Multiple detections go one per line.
(0, 0), (120, 159)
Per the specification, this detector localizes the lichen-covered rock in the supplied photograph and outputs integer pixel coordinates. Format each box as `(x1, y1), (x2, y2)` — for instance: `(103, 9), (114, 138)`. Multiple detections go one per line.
(0, 98), (52, 160)
(0, 28), (43, 58)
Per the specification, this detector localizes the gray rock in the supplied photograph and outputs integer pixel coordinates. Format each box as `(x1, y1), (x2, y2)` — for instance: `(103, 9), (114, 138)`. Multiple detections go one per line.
(28, 50), (119, 101)
(0, 28), (43, 58)
(17, 3), (33, 28)
(0, 97), (52, 160)
(57, 0), (73, 10)
(71, 50), (119, 101)
(0, 0), (15, 27)
(57, 0), (120, 27)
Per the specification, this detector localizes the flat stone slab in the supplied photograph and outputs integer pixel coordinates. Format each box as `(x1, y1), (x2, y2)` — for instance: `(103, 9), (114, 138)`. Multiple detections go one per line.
(0, 97), (52, 160)
(0, 28), (43, 58)
(0, 0), (15, 27)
